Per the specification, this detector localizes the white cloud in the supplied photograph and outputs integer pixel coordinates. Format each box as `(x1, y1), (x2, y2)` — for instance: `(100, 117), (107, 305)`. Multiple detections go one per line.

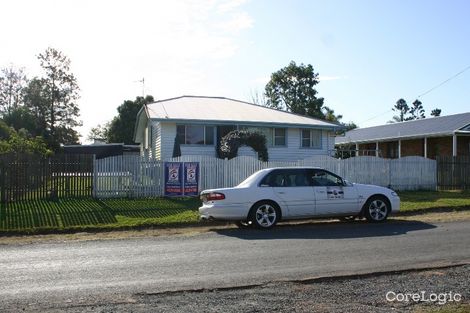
(217, 0), (249, 13)
(218, 12), (254, 33)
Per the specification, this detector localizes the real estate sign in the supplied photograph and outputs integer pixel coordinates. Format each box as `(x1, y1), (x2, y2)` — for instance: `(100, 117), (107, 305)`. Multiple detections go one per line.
(164, 162), (199, 196)
(164, 162), (183, 196)
(183, 162), (199, 196)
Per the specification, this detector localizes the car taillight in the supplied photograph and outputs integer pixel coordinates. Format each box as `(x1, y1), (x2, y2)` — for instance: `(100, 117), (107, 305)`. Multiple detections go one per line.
(204, 192), (225, 201)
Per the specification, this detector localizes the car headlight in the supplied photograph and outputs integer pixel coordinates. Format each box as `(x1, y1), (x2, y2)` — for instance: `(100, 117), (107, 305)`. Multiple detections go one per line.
(391, 191), (398, 197)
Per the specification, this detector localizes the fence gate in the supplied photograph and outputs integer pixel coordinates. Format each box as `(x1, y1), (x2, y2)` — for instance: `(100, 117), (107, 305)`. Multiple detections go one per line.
(437, 156), (470, 190)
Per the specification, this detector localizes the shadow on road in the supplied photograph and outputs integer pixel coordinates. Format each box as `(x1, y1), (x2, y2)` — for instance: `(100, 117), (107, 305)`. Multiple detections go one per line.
(214, 220), (437, 240)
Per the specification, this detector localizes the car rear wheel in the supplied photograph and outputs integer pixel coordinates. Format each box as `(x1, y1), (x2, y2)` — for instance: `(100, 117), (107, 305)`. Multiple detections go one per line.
(364, 196), (390, 223)
(249, 201), (280, 229)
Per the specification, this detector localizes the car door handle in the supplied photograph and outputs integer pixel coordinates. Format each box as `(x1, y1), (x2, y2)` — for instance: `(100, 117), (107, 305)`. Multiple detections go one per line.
(277, 191), (285, 194)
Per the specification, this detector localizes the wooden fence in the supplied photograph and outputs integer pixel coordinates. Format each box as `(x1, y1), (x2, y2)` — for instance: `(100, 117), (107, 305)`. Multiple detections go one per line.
(93, 155), (165, 198)
(0, 154), (93, 203)
(0, 153), (444, 201)
(93, 155), (437, 198)
(437, 156), (470, 190)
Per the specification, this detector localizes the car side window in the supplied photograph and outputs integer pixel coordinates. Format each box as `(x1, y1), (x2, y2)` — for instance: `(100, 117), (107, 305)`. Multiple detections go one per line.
(260, 169), (312, 187)
(311, 170), (343, 187)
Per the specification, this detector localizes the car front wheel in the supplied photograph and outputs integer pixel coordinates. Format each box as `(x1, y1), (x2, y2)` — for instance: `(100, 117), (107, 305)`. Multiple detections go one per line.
(249, 201), (280, 229)
(364, 196), (390, 223)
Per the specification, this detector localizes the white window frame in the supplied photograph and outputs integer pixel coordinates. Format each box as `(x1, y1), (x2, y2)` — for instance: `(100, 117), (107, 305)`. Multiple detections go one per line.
(177, 125), (215, 146)
(273, 128), (287, 147)
(239, 126), (287, 147)
(301, 129), (322, 149)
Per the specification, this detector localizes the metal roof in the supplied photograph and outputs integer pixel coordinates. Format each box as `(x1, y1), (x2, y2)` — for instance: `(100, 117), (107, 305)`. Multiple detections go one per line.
(144, 95), (342, 129)
(335, 112), (470, 144)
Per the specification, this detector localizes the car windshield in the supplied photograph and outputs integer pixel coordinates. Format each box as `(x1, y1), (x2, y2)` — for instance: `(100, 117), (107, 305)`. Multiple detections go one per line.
(237, 171), (262, 187)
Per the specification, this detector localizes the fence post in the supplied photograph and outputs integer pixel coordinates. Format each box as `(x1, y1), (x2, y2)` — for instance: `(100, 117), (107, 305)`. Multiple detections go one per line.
(92, 154), (97, 198)
(0, 159), (5, 204)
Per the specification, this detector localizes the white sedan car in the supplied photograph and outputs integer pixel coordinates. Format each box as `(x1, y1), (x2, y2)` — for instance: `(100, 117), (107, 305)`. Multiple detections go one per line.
(199, 167), (400, 229)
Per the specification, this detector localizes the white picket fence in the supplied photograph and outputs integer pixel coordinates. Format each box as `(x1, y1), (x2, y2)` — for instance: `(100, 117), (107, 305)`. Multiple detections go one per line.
(93, 155), (436, 198)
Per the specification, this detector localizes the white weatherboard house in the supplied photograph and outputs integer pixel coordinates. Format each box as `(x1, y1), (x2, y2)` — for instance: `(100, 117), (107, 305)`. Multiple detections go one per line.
(133, 96), (343, 161)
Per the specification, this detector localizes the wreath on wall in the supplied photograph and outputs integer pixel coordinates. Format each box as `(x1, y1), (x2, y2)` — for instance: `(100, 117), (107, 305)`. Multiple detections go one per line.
(218, 130), (269, 161)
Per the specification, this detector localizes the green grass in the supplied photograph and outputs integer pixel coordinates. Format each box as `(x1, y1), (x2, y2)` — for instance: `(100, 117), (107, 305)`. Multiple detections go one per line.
(1, 190), (469, 234)
(398, 190), (470, 212)
(0, 197), (201, 234)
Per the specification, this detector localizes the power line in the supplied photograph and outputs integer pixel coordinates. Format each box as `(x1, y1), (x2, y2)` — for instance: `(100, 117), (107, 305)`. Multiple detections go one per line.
(358, 109), (393, 125)
(358, 64), (470, 125)
(417, 64), (470, 98)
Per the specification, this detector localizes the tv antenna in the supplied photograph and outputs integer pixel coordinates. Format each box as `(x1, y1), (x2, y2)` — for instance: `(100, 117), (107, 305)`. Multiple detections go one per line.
(134, 77), (145, 97)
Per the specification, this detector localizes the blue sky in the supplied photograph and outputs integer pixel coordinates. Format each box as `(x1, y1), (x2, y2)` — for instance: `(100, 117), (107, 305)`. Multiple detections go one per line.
(1, 0), (469, 141)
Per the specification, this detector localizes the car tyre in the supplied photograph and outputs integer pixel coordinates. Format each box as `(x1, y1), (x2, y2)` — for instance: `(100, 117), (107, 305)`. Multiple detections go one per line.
(249, 201), (280, 229)
(363, 196), (390, 223)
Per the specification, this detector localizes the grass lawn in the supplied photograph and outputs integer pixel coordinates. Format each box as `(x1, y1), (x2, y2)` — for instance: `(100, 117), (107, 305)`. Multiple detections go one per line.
(0, 190), (469, 234)
(398, 190), (470, 212)
(0, 197), (201, 234)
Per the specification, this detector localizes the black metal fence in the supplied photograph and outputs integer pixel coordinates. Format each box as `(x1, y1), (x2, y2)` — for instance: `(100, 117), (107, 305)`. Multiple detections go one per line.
(437, 156), (470, 190)
(0, 154), (94, 203)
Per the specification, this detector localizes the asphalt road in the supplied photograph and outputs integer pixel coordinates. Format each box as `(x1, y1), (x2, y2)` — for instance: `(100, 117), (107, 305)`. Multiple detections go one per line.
(1, 221), (469, 309)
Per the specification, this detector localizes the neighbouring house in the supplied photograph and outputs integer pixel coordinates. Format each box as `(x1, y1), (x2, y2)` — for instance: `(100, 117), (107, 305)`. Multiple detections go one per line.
(133, 95), (344, 161)
(64, 140), (140, 159)
(335, 112), (470, 159)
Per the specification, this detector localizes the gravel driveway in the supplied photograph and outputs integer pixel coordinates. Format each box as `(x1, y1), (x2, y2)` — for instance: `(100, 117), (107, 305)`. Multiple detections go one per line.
(5, 265), (468, 313)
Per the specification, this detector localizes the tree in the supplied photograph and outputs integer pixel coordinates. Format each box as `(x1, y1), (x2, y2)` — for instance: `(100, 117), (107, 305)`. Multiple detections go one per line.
(322, 106), (343, 123)
(409, 99), (425, 120)
(2, 106), (39, 136)
(390, 98), (442, 122)
(391, 98), (410, 122)
(265, 61), (325, 119)
(0, 120), (51, 156)
(35, 47), (81, 149)
(250, 89), (267, 106)
(107, 95), (154, 144)
(87, 124), (109, 142)
(0, 65), (28, 116)
(23, 78), (49, 136)
(431, 108), (442, 117)
(219, 130), (268, 161)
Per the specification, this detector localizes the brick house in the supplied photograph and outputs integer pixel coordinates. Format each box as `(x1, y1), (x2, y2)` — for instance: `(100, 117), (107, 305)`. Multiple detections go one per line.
(335, 112), (470, 159)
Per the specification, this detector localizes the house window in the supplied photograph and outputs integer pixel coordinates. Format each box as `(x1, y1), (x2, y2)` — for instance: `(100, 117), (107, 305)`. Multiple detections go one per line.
(274, 128), (286, 146)
(239, 126), (287, 147)
(301, 129), (322, 149)
(176, 125), (214, 145)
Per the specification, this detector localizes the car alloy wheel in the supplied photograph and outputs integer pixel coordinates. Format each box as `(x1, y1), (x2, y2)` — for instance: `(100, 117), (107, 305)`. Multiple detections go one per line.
(251, 202), (279, 229)
(365, 196), (390, 222)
